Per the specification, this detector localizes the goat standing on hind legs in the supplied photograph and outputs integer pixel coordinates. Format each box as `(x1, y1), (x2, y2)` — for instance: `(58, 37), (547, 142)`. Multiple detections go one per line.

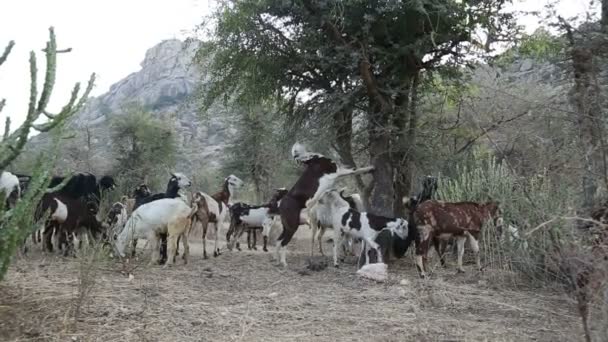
(275, 142), (374, 267)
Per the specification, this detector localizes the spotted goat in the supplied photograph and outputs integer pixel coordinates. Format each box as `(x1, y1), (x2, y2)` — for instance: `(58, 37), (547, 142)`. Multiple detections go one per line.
(313, 188), (408, 267)
(412, 200), (502, 278)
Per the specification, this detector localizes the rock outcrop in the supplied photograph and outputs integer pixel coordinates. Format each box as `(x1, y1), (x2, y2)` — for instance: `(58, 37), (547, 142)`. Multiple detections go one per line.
(26, 39), (234, 175)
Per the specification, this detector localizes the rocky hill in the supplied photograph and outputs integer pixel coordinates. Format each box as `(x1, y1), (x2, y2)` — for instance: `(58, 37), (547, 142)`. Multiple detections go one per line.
(26, 39), (234, 175)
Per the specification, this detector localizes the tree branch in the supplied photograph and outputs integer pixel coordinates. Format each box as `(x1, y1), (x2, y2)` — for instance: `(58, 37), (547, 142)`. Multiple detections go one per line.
(455, 110), (529, 154)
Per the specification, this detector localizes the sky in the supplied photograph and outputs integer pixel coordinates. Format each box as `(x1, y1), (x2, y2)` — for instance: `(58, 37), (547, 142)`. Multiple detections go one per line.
(0, 0), (599, 134)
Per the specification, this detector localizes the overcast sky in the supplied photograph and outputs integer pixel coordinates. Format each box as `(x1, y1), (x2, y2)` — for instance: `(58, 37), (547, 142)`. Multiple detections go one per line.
(0, 0), (599, 134)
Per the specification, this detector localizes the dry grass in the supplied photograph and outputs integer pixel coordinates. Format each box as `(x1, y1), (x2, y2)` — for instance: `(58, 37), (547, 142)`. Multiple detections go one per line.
(0, 227), (584, 342)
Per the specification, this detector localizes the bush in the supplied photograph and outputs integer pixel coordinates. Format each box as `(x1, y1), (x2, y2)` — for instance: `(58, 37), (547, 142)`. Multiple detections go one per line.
(436, 152), (577, 284)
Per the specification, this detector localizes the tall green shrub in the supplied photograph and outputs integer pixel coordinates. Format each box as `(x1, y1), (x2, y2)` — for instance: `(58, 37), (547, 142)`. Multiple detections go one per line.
(437, 152), (576, 282)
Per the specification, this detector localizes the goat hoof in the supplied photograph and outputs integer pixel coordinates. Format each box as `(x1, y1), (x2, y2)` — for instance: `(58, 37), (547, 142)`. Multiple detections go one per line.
(203, 254), (208, 260)
(252, 247), (257, 251)
(333, 263), (339, 268)
(457, 269), (465, 274)
(213, 251), (218, 258)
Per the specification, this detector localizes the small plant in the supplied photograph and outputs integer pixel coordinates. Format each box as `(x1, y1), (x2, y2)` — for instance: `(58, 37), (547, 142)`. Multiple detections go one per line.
(69, 238), (106, 327)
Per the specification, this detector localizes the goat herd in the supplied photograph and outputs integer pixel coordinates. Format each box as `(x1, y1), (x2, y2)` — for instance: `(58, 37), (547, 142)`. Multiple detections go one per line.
(1, 142), (518, 280)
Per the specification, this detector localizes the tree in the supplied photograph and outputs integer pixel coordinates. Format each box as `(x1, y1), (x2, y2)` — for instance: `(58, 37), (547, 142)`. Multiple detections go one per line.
(0, 28), (95, 280)
(220, 103), (300, 203)
(555, 3), (608, 210)
(110, 106), (177, 188)
(198, 0), (517, 216)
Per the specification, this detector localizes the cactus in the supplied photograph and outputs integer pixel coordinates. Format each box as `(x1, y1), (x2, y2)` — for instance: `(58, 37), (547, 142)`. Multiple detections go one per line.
(0, 27), (95, 281)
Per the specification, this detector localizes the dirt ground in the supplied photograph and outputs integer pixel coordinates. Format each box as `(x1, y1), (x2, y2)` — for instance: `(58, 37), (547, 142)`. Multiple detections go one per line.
(0, 226), (583, 342)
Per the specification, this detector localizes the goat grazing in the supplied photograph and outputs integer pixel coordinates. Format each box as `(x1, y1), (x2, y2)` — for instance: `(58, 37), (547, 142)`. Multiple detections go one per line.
(114, 198), (195, 265)
(313, 189), (408, 267)
(412, 200), (502, 278)
(190, 175), (244, 258)
(276, 143), (374, 267)
(131, 173), (191, 262)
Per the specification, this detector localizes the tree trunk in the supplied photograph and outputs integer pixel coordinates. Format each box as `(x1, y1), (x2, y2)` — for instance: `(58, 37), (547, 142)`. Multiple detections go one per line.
(367, 101), (394, 217)
(333, 107), (372, 209)
(565, 28), (606, 209)
(392, 74), (418, 217)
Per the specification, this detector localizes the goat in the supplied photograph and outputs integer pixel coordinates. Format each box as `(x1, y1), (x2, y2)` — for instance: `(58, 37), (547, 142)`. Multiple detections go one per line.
(36, 193), (107, 255)
(309, 188), (365, 257)
(190, 175), (244, 259)
(31, 172), (115, 253)
(133, 173), (191, 210)
(114, 198), (195, 265)
(412, 200), (502, 278)
(132, 184), (152, 211)
(313, 189), (408, 267)
(47, 172), (116, 206)
(130, 173), (191, 262)
(226, 188), (290, 252)
(226, 203), (274, 252)
(276, 142), (374, 267)
(403, 176), (438, 215)
(0, 171), (20, 210)
(105, 201), (128, 241)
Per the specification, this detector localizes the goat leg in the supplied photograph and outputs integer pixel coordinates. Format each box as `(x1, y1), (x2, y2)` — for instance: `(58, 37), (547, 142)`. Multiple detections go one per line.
(158, 233), (168, 265)
(202, 223), (208, 259)
(456, 236), (466, 273)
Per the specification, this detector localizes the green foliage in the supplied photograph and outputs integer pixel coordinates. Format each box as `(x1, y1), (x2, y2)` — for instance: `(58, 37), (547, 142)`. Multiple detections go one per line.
(0, 28), (94, 281)
(220, 104), (299, 202)
(495, 27), (564, 66)
(197, 0), (517, 214)
(437, 153), (576, 283)
(110, 105), (177, 188)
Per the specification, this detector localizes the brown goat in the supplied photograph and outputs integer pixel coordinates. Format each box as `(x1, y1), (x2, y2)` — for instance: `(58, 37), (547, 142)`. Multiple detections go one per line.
(413, 200), (502, 278)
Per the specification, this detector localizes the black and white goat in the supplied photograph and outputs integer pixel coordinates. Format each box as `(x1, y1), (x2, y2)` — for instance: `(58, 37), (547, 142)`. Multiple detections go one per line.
(226, 188), (290, 252)
(33, 172), (115, 254)
(133, 173), (191, 210)
(276, 143), (374, 267)
(309, 188), (365, 257)
(314, 188), (408, 267)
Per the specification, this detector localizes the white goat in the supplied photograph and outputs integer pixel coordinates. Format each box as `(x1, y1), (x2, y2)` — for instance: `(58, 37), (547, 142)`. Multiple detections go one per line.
(314, 189), (408, 267)
(0, 171), (20, 209)
(114, 198), (195, 265)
